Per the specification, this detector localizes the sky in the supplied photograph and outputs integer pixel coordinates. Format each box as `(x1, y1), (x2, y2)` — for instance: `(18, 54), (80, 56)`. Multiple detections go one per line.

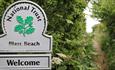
(84, 2), (100, 33)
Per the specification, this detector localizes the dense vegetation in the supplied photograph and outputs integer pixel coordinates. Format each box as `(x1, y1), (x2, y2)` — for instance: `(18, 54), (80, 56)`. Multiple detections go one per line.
(32, 0), (97, 70)
(0, 0), (98, 70)
(92, 0), (115, 69)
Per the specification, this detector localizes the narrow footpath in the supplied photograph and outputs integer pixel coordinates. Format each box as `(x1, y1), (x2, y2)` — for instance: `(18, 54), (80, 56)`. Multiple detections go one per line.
(93, 40), (108, 70)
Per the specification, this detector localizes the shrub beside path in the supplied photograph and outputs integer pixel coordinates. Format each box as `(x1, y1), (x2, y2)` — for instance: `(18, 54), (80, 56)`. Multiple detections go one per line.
(93, 39), (108, 70)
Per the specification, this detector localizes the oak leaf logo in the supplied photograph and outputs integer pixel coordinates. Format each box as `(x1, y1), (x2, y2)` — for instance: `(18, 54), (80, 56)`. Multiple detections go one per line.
(14, 16), (35, 37)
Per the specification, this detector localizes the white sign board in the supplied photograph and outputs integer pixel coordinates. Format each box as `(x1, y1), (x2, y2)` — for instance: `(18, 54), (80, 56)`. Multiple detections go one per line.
(0, 0), (52, 53)
(0, 54), (51, 70)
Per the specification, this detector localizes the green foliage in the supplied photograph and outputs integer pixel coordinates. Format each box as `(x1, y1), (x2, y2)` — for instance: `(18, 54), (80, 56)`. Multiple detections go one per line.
(0, 0), (14, 34)
(16, 16), (24, 24)
(0, 0), (97, 70)
(38, 0), (97, 69)
(15, 16), (35, 36)
(92, 0), (115, 69)
(93, 23), (109, 44)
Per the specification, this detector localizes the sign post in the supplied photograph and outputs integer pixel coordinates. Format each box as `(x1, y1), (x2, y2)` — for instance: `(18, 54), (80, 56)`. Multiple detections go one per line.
(0, 54), (51, 70)
(0, 0), (52, 70)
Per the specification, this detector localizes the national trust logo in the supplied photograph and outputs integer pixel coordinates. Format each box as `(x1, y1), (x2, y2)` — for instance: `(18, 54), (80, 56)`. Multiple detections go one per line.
(14, 16), (35, 37)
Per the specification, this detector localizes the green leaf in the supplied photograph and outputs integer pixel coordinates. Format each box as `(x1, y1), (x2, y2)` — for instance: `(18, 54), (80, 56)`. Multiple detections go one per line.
(18, 30), (24, 34)
(66, 19), (73, 24)
(28, 22), (33, 26)
(16, 16), (24, 24)
(14, 25), (24, 32)
(25, 16), (33, 25)
(25, 27), (35, 34)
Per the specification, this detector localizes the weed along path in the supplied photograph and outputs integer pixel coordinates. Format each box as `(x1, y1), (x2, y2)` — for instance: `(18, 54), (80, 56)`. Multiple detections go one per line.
(93, 39), (108, 70)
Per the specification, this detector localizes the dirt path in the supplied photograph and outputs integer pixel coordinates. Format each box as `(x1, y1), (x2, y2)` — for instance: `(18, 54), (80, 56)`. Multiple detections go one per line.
(93, 40), (108, 70)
